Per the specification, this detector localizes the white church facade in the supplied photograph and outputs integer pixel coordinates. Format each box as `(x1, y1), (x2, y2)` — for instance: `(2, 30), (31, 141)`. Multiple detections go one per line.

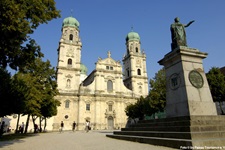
(52, 16), (149, 131)
(1, 15), (149, 132)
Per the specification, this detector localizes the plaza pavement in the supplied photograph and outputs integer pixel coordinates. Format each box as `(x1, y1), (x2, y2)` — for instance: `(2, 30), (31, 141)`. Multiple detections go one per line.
(0, 130), (175, 150)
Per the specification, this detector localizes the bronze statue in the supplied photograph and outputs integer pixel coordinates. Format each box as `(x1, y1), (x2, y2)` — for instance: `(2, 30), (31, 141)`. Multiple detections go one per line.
(170, 17), (194, 50)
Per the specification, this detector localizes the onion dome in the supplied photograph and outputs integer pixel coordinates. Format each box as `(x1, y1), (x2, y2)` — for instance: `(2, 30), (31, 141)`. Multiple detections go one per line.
(62, 16), (80, 29)
(80, 63), (88, 75)
(126, 31), (140, 42)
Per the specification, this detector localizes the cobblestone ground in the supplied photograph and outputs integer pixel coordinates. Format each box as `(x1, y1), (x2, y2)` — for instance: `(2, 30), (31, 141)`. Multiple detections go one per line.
(0, 131), (175, 150)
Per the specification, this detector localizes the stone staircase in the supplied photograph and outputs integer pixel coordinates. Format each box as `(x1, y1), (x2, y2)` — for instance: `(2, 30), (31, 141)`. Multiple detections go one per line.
(106, 116), (225, 149)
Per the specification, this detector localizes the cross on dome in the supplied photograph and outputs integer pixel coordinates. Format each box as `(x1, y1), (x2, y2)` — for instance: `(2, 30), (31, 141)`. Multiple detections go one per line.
(107, 51), (111, 58)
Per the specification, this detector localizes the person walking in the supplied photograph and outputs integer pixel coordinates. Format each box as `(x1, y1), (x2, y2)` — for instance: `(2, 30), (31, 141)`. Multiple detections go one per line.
(72, 121), (76, 132)
(20, 122), (24, 134)
(60, 121), (64, 133)
(0, 121), (5, 136)
(85, 120), (90, 133)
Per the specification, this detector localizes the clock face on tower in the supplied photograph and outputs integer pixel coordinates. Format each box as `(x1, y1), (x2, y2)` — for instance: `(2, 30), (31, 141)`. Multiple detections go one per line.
(136, 59), (141, 66)
(188, 70), (204, 88)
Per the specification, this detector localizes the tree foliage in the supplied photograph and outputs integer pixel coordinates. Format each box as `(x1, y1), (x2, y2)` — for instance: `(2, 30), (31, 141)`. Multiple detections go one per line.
(0, 0), (60, 70)
(125, 96), (153, 120)
(0, 68), (13, 117)
(125, 68), (166, 120)
(148, 68), (166, 112)
(206, 67), (225, 114)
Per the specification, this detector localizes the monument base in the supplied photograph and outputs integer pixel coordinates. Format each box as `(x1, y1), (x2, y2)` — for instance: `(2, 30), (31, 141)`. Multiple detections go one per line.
(158, 46), (217, 117)
(107, 115), (225, 149)
(166, 101), (218, 118)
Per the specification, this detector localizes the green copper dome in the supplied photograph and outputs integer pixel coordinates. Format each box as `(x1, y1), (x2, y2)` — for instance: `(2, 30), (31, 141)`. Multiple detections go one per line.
(80, 63), (88, 75)
(126, 31), (140, 42)
(62, 16), (80, 28)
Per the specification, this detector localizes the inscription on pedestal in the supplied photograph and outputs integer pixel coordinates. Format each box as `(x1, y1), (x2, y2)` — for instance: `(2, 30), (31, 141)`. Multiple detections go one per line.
(169, 73), (181, 90)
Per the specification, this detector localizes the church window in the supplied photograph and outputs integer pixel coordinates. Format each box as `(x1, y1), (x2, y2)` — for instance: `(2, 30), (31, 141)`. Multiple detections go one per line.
(68, 59), (72, 65)
(106, 66), (113, 70)
(86, 104), (90, 111)
(127, 69), (130, 77)
(109, 104), (113, 111)
(66, 79), (71, 88)
(107, 80), (113, 92)
(65, 100), (70, 108)
(130, 44), (133, 51)
(136, 47), (139, 53)
(137, 69), (141, 75)
(69, 34), (73, 41)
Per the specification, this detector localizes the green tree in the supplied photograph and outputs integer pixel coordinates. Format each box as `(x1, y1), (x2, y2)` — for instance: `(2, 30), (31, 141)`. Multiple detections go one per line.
(125, 97), (147, 121)
(0, 0), (60, 70)
(149, 68), (166, 112)
(0, 68), (13, 117)
(8, 58), (60, 133)
(125, 68), (166, 120)
(206, 67), (225, 115)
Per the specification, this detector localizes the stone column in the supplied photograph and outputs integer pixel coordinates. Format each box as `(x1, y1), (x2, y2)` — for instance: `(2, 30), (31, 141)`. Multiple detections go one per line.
(158, 46), (217, 117)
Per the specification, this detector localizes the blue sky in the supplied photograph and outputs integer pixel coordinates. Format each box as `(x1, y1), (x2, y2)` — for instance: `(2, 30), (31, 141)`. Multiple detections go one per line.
(30, 0), (225, 80)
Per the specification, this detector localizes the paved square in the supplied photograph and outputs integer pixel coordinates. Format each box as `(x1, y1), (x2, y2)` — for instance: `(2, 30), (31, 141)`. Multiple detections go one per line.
(0, 131), (175, 150)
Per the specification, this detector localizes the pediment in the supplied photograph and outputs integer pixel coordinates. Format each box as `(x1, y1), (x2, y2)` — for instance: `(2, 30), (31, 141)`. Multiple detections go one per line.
(100, 57), (117, 65)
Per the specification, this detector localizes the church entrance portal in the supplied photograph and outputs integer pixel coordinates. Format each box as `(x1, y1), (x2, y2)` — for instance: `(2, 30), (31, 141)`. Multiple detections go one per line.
(107, 116), (114, 130)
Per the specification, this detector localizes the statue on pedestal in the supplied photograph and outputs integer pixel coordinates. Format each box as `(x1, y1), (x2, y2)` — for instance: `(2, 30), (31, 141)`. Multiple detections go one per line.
(170, 17), (194, 50)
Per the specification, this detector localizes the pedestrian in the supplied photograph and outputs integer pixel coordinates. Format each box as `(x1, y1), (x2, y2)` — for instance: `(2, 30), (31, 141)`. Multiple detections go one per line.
(34, 124), (38, 133)
(60, 121), (64, 133)
(72, 121), (76, 132)
(0, 121), (5, 136)
(85, 120), (90, 133)
(20, 122), (24, 134)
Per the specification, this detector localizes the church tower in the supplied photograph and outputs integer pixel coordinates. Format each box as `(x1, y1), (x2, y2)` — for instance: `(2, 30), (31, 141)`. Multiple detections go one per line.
(123, 30), (149, 97)
(56, 16), (82, 93)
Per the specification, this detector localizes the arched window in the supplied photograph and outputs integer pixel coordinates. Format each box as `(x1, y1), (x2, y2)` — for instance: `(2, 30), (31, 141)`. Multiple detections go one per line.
(136, 47), (139, 53)
(137, 69), (141, 75)
(69, 34), (73, 41)
(127, 69), (130, 77)
(86, 104), (90, 111)
(66, 79), (71, 88)
(108, 104), (113, 111)
(68, 59), (72, 65)
(65, 100), (70, 108)
(107, 80), (113, 92)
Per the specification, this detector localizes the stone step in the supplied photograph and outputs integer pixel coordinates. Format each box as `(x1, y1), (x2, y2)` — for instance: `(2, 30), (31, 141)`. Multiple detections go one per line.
(122, 125), (225, 132)
(106, 134), (192, 149)
(131, 119), (224, 127)
(106, 134), (225, 149)
(113, 131), (225, 140)
(122, 126), (191, 132)
(139, 116), (225, 124)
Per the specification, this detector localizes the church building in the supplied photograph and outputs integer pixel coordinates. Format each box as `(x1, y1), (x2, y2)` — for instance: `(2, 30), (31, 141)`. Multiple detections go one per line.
(52, 16), (149, 130)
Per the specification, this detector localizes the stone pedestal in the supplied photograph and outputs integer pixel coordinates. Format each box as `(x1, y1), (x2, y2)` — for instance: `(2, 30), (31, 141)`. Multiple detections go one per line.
(158, 46), (217, 117)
